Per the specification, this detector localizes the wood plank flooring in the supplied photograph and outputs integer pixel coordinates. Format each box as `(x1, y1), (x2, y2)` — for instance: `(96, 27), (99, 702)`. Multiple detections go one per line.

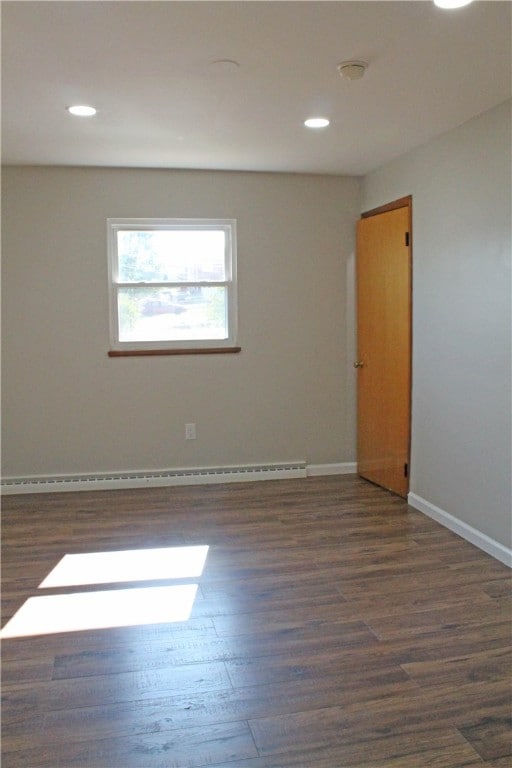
(1, 475), (511, 767)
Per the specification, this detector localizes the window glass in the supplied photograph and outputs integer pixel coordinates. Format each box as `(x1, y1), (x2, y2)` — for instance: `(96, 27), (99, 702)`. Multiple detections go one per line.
(117, 230), (226, 283)
(118, 286), (228, 342)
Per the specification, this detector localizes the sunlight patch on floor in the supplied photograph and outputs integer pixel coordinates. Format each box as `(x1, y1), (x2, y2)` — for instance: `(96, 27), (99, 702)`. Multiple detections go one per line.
(0, 584), (198, 638)
(39, 545), (209, 588)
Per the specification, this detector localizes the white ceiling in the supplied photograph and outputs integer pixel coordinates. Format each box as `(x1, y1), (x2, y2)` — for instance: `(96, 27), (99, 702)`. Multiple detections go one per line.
(2, 1), (511, 175)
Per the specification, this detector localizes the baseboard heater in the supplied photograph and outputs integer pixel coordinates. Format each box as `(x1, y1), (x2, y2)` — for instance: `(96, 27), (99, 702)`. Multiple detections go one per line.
(1, 461), (308, 495)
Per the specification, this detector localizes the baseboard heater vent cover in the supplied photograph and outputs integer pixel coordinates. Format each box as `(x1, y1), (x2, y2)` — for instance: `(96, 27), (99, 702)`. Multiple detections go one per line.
(2, 462), (308, 494)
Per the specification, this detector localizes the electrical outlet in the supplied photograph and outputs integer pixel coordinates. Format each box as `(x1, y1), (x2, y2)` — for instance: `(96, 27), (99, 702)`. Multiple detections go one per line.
(185, 423), (196, 440)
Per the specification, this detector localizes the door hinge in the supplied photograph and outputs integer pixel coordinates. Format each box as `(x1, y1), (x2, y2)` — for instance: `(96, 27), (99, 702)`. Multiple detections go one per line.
(404, 462), (409, 478)
(405, 232), (410, 247)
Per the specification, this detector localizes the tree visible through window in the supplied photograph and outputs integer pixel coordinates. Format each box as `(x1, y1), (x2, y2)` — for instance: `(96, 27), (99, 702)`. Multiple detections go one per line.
(108, 219), (238, 353)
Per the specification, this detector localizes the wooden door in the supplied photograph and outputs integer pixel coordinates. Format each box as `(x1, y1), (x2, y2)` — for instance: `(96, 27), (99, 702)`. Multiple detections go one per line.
(356, 199), (411, 497)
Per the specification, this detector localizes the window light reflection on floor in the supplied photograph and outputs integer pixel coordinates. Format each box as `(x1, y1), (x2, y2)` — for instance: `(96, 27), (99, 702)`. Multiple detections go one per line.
(0, 584), (199, 639)
(39, 545), (209, 588)
(1, 545), (209, 639)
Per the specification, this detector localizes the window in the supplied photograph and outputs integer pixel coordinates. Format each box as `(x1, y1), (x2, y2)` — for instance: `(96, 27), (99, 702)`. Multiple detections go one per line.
(107, 218), (239, 355)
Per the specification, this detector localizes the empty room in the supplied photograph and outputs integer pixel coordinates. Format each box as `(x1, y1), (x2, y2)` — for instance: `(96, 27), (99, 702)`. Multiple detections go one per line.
(1, 2), (511, 767)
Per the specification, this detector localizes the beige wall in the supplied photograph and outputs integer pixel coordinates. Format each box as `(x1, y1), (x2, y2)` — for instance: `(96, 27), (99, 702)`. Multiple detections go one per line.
(362, 100), (512, 549)
(2, 167), (361, 476)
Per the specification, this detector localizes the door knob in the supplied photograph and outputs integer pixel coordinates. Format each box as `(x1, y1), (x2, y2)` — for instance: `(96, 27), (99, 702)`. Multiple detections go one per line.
(353, 361), (364, 368)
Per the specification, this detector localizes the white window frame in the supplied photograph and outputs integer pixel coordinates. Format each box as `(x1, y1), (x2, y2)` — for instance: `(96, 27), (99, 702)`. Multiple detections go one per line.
(107, 218), (238, 354)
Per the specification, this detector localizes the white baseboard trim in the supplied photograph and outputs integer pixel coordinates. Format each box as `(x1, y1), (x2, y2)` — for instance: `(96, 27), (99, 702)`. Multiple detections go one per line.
(307, 463), (357, 477)
(408, 492), (512, 568)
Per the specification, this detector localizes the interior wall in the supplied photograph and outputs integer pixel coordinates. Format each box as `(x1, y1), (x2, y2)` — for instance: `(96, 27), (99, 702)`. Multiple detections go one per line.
(362, 100), (512, 550)
(1, 167), (361, 477)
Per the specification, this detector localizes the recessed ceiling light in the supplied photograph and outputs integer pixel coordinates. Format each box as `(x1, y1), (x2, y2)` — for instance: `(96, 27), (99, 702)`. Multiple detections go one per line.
(433, 0), (473, 8)
(304, 117), (330, 129)
(67, 105), (97, 117)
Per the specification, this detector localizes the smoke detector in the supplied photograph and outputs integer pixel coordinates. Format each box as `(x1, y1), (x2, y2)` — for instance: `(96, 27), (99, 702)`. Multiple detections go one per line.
(337, 61), (368, 81)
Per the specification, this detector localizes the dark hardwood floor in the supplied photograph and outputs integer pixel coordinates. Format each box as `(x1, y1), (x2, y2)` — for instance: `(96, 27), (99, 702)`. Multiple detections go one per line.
(1, 475), (511, 767)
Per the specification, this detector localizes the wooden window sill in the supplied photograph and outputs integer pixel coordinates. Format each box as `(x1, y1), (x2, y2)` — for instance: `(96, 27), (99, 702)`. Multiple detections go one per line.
(108, 347), (241, 357)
